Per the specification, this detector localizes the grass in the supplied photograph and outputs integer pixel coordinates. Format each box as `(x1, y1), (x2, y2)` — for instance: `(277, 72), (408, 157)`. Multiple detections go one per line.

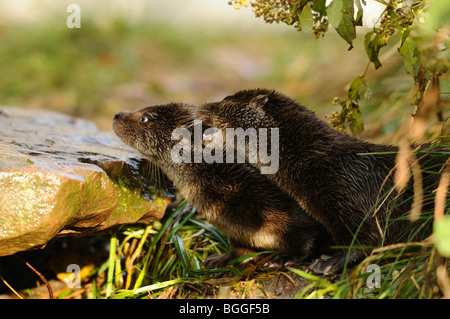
(293, 141), (450, 299)
(1, 145), (448, 299)
(64, 141), (447, 300)
(93, 202), (234, 299)
(0, 8), (448, 299)
(43, 201), (305, 299)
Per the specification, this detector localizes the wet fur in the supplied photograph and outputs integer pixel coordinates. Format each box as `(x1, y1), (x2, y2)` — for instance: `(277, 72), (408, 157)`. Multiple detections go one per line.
(196, 89), (443, 274)
(113, 103), (334, 268)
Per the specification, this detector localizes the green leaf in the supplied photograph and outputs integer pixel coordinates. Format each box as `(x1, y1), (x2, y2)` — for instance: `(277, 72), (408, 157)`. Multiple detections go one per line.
(190, 218), (229, 248)
(434, 216), (450, 257)
(312, 0), (327, 16)
(327, 0), (343, 29)
(168, 206), (196, 238)
(336, 0), (356, 48)
(400, 28), (410, 47)
(328, 0), (356, 48)
(354, 0), (363, 26)
(172, 233), (191, 271)
(348, 75), (362, 101)
(299, 5), (314, 33)
(363, 82), (373, 100)
(364, 31), (387, 69)
(349, 105), (364, 136)
(399, 36), (421, 78)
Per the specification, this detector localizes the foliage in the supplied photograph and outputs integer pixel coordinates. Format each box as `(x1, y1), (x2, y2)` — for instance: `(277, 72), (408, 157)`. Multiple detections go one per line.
(52, 202), (291, 299)
(434, 215), (450, 257)
(1, 2), (448, 300)
(51, 138), (449, 299)
(229, 0), (449, 136)
(221, 5), (450, 298)
(292, 242), (449, 299)
(0, 16), (369, 132)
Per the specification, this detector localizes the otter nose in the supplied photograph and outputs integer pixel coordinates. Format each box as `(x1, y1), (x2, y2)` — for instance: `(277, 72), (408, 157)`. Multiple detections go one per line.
(114, 112), (123, 120)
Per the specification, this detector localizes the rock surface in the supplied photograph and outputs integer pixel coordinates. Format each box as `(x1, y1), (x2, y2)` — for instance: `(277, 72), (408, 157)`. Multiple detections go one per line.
(0, 107), (173, 257)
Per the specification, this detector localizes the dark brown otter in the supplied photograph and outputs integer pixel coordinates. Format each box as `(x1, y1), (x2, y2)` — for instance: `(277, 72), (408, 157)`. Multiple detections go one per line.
(196, 89), (443, 274)
(113, 103), (333, 268)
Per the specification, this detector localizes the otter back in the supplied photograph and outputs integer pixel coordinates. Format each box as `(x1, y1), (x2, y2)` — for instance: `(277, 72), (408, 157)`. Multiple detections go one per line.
(196, 89), (445, 274)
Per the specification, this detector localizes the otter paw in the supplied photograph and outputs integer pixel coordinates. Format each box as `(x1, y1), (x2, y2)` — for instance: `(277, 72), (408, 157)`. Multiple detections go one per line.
(263, 254), (304, 269)
(203, 252), (234, 269)
(263, 254), (286, 269)
(308, 254), (345, 275)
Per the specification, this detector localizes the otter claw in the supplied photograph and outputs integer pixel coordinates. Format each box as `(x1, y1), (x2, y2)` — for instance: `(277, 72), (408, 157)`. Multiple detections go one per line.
(309, 254), (344, 275)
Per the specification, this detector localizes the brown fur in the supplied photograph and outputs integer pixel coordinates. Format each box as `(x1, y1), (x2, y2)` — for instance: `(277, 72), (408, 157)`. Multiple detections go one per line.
(196, 89), (444, 274)
(113, 103), (334, 268)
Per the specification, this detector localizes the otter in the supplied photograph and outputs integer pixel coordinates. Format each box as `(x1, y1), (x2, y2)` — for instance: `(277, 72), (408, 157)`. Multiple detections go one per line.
(113, 103), (333, 268)
(196, 89), (443, 274)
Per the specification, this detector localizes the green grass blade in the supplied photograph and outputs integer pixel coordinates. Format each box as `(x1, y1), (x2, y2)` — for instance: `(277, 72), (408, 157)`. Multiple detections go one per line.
(190, 218), (229, 248)
(133, 201), (189, 289)
(110, 278), (194, 299)
(287, 267), (337, 289)
(106, 232), (117, 297)
(172, 233), (191, 274)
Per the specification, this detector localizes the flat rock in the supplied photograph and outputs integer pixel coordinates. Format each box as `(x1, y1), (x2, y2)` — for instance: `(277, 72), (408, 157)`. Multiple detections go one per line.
(0, 107), (173, 257)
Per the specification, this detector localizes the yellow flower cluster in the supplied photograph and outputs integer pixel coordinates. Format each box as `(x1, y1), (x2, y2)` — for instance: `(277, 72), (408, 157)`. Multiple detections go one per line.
(227, 0), (249, 10)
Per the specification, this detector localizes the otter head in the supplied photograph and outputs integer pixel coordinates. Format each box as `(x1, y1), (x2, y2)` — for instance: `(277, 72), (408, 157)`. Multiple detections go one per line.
(113, 103), (195, 161)
(197, 89), (282, 174)
(196, 89), (276, 132)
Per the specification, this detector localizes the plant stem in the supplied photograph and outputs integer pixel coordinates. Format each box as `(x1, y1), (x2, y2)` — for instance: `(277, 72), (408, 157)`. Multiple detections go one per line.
(106, 233), (117, 298)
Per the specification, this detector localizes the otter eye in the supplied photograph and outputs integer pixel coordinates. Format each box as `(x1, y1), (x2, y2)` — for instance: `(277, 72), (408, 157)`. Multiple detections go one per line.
(140, 116), (149, 123)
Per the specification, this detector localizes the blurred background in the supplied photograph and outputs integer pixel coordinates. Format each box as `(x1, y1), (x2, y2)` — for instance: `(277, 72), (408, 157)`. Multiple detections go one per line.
(0, 0), (440, 143)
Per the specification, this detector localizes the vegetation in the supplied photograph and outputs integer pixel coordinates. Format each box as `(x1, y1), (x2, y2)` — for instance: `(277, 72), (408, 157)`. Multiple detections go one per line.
(0, 1), (448, 299)
(223, 0), (450, 299)
(231, 0), (449, 138)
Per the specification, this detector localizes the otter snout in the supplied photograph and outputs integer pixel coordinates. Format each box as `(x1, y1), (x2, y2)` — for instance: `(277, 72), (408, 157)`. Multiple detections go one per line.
(114, 111), (124, 121)
(114, 110), (134, 121)
(112, 111), (132, 141)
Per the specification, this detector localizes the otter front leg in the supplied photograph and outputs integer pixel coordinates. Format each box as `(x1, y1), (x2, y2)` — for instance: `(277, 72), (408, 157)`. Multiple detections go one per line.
(262, 253), (309, 268)
(307, 203), (378, 275)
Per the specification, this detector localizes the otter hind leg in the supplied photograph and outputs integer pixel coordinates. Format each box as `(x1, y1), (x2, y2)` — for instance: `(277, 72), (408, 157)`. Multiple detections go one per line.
(308, 249), (365, 275)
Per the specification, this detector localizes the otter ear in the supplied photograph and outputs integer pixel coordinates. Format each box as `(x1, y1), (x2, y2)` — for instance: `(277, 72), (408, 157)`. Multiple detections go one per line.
(249, 94), (269, 110)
